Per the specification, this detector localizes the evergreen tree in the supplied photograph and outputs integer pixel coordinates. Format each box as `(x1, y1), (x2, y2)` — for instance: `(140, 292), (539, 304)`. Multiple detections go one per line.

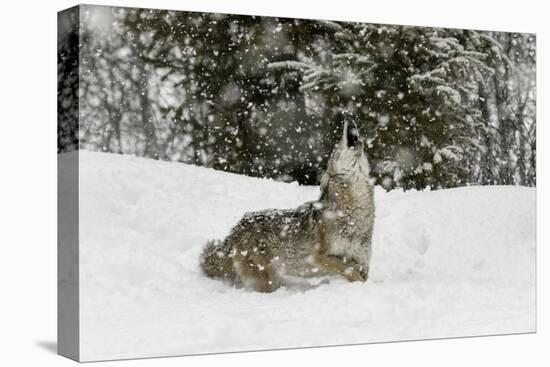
(73, 6), (536, 190)
(271, 24), (494, 190)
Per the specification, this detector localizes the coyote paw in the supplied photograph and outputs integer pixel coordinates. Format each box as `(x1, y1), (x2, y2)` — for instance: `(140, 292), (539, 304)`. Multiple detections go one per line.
(344, 267), (367, 282)
(358, 267), (369, 282)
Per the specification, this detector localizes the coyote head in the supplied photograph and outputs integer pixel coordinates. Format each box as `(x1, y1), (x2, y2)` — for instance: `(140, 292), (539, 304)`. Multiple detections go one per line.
(320, 120), (370, 196)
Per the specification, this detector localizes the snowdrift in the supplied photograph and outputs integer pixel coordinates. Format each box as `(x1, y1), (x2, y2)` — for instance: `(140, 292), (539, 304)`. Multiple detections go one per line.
(70, 151), (535, 361)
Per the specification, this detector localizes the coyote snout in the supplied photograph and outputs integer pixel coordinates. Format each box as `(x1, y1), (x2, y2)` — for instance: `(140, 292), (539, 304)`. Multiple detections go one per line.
(200, 120), (375, 292)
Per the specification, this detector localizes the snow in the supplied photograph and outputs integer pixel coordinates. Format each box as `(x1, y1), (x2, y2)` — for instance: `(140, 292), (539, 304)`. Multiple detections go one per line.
(71, 150), (535, 361)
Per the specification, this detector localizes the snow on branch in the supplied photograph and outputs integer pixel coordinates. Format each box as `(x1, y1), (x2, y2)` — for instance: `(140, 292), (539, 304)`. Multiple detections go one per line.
(434, 146), (463, 163)
(267, 60), (311, 71)
(333, 53), (376, 66)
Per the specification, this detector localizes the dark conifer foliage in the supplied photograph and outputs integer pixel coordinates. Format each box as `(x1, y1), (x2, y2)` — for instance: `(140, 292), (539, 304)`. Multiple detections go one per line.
(62, 5), (536, 189)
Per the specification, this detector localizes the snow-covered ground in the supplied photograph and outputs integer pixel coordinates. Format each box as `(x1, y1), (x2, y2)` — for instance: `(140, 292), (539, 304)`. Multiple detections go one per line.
(70, 151), (535, 361)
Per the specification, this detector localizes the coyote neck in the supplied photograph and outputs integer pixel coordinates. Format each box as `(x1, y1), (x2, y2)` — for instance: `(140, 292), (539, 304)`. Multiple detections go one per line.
(322, 175), (373, 213)
(321, 177), (374, 258)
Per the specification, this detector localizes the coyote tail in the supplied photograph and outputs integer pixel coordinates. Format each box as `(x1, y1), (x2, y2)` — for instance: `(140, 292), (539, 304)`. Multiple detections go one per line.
(199, 239), (236, 280)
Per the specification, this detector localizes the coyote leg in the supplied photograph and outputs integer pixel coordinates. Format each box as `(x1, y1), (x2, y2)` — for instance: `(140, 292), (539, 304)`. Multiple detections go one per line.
(313, 254), (366, 282)
(316, 221), (366, 282)
(251, 255), (276, 293)
(233, 253), (276, 293)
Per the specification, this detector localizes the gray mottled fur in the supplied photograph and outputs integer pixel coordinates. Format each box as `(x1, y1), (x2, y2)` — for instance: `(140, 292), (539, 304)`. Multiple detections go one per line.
(200, 121), (375, 292)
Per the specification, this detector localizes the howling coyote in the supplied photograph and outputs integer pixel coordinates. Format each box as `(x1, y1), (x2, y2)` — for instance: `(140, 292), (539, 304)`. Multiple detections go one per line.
(200, 121), (375, 292)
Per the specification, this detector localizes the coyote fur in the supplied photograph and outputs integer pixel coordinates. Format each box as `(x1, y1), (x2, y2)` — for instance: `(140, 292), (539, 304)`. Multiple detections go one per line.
(200, 121), (375, 292)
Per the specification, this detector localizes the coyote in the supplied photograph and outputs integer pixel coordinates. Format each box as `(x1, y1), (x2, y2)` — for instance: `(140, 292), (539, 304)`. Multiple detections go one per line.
(200, 121), (375, 292)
